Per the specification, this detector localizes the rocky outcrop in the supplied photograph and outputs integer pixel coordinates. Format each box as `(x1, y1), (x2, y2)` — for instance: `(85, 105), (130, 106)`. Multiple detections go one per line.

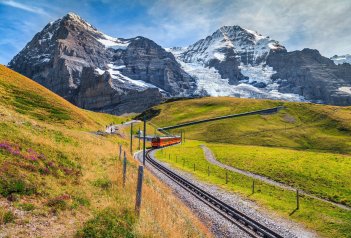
(8, 13), (195, 114)
(267, 49), (351, 105)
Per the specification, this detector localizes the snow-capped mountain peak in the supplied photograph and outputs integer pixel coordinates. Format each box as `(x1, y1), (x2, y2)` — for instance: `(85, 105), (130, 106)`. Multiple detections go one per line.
(179, 25), (285, 67)
(8, 12), (195, 114)
(169, 25), (304, 102)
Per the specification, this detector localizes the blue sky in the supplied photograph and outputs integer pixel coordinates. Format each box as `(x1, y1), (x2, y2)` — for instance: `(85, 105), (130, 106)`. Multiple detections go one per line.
(1, 0), (351, 64)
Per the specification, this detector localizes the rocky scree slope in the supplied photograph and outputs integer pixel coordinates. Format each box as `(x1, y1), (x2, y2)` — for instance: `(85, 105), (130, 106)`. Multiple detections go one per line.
(8, 13), (196, 115)
(169, 26), (351, 105)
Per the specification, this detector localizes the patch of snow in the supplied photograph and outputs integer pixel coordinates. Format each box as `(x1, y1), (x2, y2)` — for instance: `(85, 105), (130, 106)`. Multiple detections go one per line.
(104, 63), (164, 92)
(239, 63), (275, 85)
(95, 68), (105, 75)
(97, 33), (130, 50)
(41, 58), (50, 63)
(339, 87), (351, 94)
(243, 28), (266, 42)
(213, 52), (226, 61)
(331, 54), (351, 65)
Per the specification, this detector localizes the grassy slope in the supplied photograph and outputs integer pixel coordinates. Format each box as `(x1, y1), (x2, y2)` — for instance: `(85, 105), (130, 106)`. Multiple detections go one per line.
(151, 97), (351, 153)
(0, 65), (210, 237)
(155, 141), (351, 238)
(148, 97), (351, 238)
(207, 143), (351, 206)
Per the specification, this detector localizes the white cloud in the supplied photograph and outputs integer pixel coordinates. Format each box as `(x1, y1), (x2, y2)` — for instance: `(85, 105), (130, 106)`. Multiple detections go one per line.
(0, 0), (49, 16)
(144, 0), (351, 56)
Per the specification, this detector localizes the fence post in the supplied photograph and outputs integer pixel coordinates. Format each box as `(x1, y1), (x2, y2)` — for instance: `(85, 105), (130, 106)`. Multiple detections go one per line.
(130, 123), (133, 154)
(296, 189), (300, 210)
(193, 163), (195, 171)
(123, 151), (127, 188)
(225, 170), (228, 184)
(207, 165), (210, 176)
(138, 126), (141, 150)
(143, 116), (146, 165)
(252, 180), (255, 194)
(180, 131), (183, 144)
(135, 166), (144, 216)
(119, 144), (122, 160)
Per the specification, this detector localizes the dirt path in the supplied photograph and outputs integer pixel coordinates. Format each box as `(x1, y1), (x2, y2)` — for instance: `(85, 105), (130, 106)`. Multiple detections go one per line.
(200, 145), (351, 211)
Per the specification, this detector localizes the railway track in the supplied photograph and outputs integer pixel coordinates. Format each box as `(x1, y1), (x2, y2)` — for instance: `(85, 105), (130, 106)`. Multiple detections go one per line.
(145, 149), (284, 238)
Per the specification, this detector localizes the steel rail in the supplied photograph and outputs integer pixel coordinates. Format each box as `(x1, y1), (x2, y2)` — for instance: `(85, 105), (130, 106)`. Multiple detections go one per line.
(145, 149), (284, 238)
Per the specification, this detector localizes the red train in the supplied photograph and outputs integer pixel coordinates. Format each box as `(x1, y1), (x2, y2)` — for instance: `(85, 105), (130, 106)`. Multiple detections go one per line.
(151, 136), (181, 148)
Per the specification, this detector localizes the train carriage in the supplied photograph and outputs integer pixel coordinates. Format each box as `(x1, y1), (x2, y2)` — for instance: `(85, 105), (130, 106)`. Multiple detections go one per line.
(151, 136), (181, 148)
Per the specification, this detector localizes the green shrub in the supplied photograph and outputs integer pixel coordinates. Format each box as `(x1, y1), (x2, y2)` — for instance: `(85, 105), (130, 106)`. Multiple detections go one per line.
(0, 177), (36, 197)
(92, 178), (111, 190)
(46, 194), (70, 211)
(15, 202), (35, 211)
(76, 208), (136, 238)
(0, 209), (15, 224)
(71, 196), (90, 209)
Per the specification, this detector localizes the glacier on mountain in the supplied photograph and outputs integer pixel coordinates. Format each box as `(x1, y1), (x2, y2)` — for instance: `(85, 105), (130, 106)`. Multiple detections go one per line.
(167, 26), (306, 102)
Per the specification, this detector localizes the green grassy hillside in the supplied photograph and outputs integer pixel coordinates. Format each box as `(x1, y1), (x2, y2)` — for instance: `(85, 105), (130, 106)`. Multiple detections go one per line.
(0, 65), (209, 237)
(149, 97), (351, 153)
(155, 141), (351, 238)
(147, 97), (351, 238)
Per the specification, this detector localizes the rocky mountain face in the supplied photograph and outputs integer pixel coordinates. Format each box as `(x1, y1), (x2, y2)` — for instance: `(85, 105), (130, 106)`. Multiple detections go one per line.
(8, 13), (196, 114)
(9, 14), (351, 110)
(169, 26), (351, 105)
(267, 49), (351, 105)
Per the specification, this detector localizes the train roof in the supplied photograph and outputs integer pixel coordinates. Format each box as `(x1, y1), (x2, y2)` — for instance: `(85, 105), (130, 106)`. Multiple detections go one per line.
(153, 136), (181, 139)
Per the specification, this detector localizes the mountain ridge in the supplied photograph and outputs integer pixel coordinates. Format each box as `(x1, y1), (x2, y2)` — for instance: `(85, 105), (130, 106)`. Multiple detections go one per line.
(169, 26), (351, 105)
(8, 12), (196, 115)
(8, 12), (351, 114)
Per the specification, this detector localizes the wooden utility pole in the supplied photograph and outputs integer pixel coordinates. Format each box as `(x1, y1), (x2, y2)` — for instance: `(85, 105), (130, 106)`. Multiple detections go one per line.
(135, 166), (144, 216)
(143, 116), (146, 165)
(207, 165), (210, 176)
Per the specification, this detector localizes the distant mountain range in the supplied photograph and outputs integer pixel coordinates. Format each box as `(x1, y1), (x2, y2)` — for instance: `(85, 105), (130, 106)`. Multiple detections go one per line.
(8, 12), (351, 114)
